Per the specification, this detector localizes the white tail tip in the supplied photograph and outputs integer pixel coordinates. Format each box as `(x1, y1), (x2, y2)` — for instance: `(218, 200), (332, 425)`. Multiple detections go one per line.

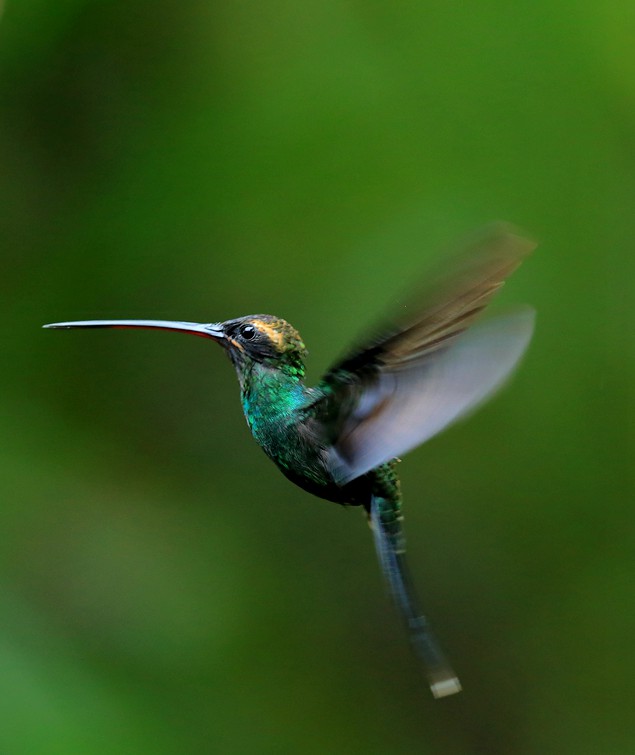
(430, 675), (462, 699)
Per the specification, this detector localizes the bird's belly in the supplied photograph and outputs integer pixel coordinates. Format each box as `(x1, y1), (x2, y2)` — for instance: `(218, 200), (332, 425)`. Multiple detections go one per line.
(264, 428), (372, 506)
(276, 461), (372, 507)
(248, 409), (372, 505)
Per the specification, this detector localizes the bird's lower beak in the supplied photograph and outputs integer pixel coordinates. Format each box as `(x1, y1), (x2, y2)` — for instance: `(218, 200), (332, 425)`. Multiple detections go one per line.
(43, 319), (226, 342)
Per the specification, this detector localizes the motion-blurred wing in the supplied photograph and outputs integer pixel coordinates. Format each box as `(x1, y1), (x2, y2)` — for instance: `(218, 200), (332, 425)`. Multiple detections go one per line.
(313, 225), (536, 483)
(329, 309), (534, 483)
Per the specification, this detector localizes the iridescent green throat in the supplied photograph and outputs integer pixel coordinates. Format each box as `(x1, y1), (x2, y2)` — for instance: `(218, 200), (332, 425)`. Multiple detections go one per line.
(239, 361), (311, 459)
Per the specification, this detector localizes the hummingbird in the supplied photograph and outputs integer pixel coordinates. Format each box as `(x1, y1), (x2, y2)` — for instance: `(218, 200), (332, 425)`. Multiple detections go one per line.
(44, 225), (535, 698)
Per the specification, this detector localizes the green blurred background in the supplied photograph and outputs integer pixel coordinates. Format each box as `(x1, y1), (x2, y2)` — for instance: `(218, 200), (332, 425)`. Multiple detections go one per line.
(1, 1), (634, 753)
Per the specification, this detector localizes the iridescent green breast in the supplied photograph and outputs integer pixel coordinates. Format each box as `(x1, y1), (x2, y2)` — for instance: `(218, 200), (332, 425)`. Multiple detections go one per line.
(238, 362), (373, 506)
(240, 363), (317, 468)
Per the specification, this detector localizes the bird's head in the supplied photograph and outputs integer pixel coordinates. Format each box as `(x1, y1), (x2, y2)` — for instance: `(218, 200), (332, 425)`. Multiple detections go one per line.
(43, 314), (308, 380)
(219, 314), (308, 378)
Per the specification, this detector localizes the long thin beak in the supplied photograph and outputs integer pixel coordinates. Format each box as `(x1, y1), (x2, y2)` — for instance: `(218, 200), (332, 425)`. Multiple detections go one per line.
(42, 319), (225, 341)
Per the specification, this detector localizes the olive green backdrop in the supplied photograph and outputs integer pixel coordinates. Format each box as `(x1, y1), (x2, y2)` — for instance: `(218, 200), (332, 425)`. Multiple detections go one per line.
(1, 1), (633, 753)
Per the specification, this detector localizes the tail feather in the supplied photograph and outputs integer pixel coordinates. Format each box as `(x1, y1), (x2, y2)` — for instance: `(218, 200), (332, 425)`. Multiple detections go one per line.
(370, 493), (461, 698)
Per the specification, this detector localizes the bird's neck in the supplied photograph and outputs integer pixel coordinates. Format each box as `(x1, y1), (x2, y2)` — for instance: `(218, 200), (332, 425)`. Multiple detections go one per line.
(238, 361), (310, 441)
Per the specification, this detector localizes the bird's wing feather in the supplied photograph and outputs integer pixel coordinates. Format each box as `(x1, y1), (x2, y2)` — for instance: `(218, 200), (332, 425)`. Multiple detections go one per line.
(328, 309), (534, 482)
(310, 224), (535, 483)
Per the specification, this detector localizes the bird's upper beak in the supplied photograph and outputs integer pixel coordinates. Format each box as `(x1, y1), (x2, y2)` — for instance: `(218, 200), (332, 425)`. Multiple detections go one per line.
(42, 319), (226, 342)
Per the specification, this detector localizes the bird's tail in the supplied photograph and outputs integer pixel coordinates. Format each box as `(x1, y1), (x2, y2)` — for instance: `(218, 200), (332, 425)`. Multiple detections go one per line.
(369, 491), (461, 698)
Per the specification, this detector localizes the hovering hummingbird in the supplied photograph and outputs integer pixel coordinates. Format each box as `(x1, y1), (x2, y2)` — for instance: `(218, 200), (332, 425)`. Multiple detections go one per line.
(44, 225), (535, 698)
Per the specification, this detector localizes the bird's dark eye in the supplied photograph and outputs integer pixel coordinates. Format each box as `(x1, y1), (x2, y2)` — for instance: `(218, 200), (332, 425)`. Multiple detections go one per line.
(240, 324), (256, 340)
